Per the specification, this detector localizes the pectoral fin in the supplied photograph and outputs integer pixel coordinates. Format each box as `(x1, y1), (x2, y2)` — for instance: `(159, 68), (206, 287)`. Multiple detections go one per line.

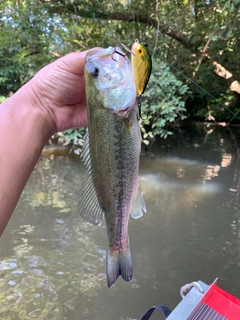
(78, 130), (104, 226)
(78, 177), (104, 226)
(130, 186), (146, 219)
(81, 130), (91, 173)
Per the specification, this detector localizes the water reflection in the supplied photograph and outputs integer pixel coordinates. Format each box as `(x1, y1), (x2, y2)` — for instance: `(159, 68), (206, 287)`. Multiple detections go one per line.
(1, 126), (240, 319)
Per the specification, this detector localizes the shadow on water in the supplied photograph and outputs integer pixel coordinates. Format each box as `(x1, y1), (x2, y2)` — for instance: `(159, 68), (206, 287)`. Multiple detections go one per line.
(1, 124), (240, 319)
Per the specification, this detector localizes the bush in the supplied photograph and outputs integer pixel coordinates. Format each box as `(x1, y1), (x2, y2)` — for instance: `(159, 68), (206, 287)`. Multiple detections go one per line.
(140, 58), (189, 143)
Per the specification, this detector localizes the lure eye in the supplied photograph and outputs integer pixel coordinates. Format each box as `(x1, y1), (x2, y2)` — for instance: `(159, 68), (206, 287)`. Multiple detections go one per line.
(136, 46), (144, 57)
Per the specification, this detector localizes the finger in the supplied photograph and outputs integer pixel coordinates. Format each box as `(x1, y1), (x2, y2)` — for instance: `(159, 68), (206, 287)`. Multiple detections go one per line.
(59, 48), (103, 75)
(60, 51), (87, 75)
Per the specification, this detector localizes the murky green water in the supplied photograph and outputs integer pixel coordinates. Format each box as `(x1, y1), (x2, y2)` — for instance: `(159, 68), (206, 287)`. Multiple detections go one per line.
(1, 125), (240, 319)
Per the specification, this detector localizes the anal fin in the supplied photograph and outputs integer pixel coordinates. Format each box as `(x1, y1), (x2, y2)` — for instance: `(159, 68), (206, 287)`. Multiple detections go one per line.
(130, 185), (146, 219)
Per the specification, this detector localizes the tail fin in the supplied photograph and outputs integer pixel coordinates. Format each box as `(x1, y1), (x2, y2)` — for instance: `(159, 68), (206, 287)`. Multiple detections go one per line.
(106, 247), (133, 288)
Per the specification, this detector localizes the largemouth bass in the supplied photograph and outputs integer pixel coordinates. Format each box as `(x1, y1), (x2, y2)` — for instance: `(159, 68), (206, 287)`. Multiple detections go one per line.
(79, 46), (146, 288)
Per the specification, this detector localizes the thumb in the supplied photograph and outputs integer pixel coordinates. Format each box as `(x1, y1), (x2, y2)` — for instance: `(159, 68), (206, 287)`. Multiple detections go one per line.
(58, 51), (88, 75)
(59, 48), (103, 75)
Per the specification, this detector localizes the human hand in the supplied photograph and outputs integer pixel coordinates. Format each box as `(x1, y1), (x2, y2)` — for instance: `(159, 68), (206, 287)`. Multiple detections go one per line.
(29, 51), (90, 135)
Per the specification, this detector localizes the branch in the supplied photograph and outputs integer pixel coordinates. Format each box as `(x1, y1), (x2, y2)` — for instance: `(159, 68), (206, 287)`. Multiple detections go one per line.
(77, 10), (197, 51)
(58, 7), (240, 94)
(103, 11), (240, 94)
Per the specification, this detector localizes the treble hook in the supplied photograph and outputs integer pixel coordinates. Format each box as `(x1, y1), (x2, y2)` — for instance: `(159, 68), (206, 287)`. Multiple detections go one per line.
(111, 43), (137, 62)
(119, 43), (137, 56)
(111, 46), (129, 62)
(137, 96), (148, 121)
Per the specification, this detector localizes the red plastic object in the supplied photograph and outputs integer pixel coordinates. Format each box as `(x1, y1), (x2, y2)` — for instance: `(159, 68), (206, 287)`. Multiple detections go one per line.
(202, 282), (240, 319)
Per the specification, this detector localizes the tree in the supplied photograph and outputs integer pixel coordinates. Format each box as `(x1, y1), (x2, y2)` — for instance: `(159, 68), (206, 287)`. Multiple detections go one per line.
(1, 0), (240, 123)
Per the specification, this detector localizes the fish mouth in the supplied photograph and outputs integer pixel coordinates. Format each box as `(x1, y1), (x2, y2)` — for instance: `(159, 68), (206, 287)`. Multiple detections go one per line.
(119, 106), (132, 114)
(107, 104), (133, 116)
(86, 46), (137, 114)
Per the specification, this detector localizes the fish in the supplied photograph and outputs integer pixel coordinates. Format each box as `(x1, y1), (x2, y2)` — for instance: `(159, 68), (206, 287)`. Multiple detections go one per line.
(131, 39), (152, 96)
(79, 46), (146, 288)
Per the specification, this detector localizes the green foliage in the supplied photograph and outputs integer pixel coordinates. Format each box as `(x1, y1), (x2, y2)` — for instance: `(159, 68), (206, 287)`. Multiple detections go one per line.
(0, 96), (7, 103)
(0, 2), (55, 96)
(55, 128), (86, 154)
(140, 59), (189, 143)
(1, 0), (240, 141)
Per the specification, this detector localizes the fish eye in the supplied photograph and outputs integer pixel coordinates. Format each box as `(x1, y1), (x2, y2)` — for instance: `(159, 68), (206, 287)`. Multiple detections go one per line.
(90, 67), (99, 77)
(138, 49), (142, 54)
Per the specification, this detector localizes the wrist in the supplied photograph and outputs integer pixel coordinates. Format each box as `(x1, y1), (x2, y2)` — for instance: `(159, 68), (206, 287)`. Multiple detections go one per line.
(2, 81), (54, 149)
(15, 79), (56, 140)
(28, 78), (57, 138)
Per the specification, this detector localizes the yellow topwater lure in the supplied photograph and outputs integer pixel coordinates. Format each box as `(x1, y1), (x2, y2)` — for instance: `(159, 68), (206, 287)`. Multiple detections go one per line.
(131, 39), (152, 96)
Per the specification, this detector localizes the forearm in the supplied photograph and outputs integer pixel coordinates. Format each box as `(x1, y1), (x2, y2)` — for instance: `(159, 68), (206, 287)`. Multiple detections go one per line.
(0, 81), (52, 235)
(0, 51), (88, 235)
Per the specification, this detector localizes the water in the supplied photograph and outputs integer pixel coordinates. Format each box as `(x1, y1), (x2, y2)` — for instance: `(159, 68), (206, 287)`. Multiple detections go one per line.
(1, 125), (240, 319)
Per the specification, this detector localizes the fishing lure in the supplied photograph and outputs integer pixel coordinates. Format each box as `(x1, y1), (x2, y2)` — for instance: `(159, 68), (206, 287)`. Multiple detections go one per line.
(131, 39), (152, 119)
(131, 39), (152, 96)
(110, 40), (152, 119)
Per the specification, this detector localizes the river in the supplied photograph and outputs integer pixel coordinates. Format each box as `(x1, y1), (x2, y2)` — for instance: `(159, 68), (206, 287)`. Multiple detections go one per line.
(1, 124), (240, 319)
